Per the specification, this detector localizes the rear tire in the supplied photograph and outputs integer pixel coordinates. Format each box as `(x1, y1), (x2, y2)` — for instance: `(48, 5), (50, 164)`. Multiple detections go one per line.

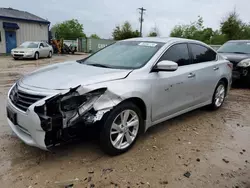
(34, 52), (39, 60)
(209, 81), (226, 110)
(100, 102), (143, 156)
(48, 51), (52, 58)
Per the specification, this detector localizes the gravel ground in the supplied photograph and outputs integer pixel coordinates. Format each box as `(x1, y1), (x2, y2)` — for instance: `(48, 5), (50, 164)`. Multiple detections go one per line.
(0, 55), (249, 188)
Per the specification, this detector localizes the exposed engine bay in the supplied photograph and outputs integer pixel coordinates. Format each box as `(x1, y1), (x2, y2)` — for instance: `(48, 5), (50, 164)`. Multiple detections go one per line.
(34, 86), (122, 148)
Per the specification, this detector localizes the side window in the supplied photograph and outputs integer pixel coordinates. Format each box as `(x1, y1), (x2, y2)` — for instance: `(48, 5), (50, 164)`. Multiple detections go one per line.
(159, 43), (190, 66)
(0, 30), (1, 42)
(40, 43), (44, 48)
(43, 42), (49, 47)
(190, 44), (217, 64)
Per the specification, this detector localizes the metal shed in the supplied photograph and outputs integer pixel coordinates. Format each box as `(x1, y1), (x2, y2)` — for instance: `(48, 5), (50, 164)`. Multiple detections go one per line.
(0, 8), (50, 53)
(80, 38), (116, 53)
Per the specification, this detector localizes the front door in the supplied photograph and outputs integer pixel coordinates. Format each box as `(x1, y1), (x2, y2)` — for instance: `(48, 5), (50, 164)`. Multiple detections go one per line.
(39, 43), (47, 57)
(5, 31), (17, 53)
(151, 43), (197, 123)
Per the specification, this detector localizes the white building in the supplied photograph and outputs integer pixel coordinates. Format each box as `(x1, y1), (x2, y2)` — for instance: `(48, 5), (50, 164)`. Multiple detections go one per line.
(0, 8), (50, 53)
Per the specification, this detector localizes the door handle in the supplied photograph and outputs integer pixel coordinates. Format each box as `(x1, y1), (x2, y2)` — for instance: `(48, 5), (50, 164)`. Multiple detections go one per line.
(213, 67), (219, 71)
(188, 73), (196, 78)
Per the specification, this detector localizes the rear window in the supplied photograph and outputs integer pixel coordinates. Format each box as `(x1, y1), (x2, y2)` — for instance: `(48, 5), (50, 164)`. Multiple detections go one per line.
(189, 44), (217, 64)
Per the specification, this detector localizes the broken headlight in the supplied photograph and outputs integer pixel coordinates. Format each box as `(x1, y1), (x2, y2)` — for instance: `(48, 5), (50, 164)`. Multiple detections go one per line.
(60, 88), (107, 112)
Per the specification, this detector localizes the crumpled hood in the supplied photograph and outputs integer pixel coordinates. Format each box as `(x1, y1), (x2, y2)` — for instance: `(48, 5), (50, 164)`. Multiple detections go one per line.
(218, 52), (250, 64)
(20, 61), (132, 90)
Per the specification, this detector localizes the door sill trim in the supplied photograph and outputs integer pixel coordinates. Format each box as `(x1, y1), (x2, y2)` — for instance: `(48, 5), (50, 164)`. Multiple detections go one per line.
(150, 100), (211, 127)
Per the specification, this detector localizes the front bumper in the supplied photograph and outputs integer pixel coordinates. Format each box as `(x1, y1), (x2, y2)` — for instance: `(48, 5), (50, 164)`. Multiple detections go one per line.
(11, 52), (35, 59)
(232, 66), (250, 81)
(7, 98), (47, 150)
(6, 84), (60, 150)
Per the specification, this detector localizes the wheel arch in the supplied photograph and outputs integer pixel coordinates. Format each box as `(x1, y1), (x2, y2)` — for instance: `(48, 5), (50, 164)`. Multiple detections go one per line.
(219, 77), (229, 94)
(121, 97), (147, 120)
(118, 97), (147, 133)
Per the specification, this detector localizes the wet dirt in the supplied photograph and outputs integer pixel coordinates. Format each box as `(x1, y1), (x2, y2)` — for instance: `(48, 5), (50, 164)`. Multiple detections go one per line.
(0, 55), (250, 188)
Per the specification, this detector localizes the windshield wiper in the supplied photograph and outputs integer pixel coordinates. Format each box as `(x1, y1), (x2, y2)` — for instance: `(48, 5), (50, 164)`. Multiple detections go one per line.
(232, 52), (248, 54)
(86, 63), (112, 68)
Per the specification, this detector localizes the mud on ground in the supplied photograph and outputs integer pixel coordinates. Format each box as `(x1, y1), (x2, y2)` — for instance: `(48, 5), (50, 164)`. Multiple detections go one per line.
(0, 55), (249, 188)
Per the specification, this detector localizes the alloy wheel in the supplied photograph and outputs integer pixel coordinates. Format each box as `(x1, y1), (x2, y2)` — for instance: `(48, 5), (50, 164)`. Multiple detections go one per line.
(110, 109), (139, 150)
(215, 84), (225, 107)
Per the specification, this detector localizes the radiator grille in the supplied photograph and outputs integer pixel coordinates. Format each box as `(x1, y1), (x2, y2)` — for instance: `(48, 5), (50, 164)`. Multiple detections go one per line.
(9, 85), (46, 111)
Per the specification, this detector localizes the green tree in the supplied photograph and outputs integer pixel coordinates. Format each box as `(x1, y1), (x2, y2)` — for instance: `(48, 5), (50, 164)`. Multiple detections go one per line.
(51, 19), (86, 40)
(148, 32), (157, 37)
(170, 25), (185, 38)
(210, 30), (227, 45)
(220, 10), (250, 40)
(90, 34), (100, 39)
(170, 16), (227, 44)
(169, 10), (250, 44)
(148, 26), (160, 37)
(112, 21), (140, 40)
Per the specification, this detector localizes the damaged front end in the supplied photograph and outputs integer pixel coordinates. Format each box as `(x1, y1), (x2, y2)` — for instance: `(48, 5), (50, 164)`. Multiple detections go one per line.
(34, 86), (121, 148)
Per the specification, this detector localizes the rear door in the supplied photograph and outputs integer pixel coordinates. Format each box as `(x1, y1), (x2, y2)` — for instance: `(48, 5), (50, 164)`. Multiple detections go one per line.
(188, 43), (220, 103)
(151, 43), (198, 122)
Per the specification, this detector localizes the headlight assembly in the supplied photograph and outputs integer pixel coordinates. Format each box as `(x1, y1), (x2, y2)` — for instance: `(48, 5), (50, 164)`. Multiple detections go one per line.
(237, 59), (250, 67)
(60, 88), (107, 112)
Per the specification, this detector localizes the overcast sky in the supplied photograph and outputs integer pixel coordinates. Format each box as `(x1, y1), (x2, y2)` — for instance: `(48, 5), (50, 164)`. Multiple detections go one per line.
(1, 0), (250, 38)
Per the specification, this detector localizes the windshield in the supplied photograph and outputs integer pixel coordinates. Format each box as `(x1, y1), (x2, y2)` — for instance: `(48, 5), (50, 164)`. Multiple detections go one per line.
(20, 42), (39, 48)
(218, 42), (250, 54)
(80, 41), (164, 69)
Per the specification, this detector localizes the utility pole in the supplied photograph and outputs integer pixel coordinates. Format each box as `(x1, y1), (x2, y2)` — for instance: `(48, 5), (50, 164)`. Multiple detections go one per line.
(138, 7), (146, 37)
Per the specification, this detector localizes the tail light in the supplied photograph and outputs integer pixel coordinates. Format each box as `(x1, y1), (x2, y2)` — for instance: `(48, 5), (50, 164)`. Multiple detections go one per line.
(227, 62), (233, 70)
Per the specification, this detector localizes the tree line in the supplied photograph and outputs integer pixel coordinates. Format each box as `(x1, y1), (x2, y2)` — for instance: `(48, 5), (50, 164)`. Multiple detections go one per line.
(170, 11), (250, 44)
(51, 10), (250, 44)
(51, 19), (158, 40)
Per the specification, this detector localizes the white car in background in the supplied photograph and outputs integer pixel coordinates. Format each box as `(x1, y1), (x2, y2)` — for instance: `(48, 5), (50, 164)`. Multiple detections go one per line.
(11, 41), (53, 60)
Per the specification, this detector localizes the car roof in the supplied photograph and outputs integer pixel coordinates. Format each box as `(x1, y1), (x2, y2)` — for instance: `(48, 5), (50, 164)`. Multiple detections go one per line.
(22, 41), (40, 43)
(227, 40), (250, 43)
(123, 37), (204, 44)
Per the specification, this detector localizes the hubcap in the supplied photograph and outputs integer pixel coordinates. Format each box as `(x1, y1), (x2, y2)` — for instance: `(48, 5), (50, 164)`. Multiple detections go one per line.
(49, 52), (52, 57)
(215, 84), (225, 107)
(110, 110), (139, 149)
(36, 53), (38, 59)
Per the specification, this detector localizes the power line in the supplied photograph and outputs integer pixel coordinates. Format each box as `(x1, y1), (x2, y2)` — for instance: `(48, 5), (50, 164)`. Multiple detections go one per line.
(138, 7), (146, 37)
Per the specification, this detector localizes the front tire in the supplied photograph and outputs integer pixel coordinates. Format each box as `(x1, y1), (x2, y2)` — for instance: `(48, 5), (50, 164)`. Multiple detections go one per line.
(210, 81), (226, 110)
(100, 102), (143, 156)
(34, 52), (39, 60)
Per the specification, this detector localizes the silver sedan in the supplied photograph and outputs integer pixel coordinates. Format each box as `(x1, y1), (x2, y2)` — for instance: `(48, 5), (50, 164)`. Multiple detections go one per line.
(11, 41), (53, 60)
(6, 37), (232, 155)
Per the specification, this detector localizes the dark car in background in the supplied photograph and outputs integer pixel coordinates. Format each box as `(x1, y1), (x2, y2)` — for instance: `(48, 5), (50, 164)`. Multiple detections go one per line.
(218, 40), (250, 85)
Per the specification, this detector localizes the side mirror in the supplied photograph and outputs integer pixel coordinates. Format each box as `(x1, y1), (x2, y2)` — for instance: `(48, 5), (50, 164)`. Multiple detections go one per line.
(40, 46), (43, 49)
(153, 60), (178, 72)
